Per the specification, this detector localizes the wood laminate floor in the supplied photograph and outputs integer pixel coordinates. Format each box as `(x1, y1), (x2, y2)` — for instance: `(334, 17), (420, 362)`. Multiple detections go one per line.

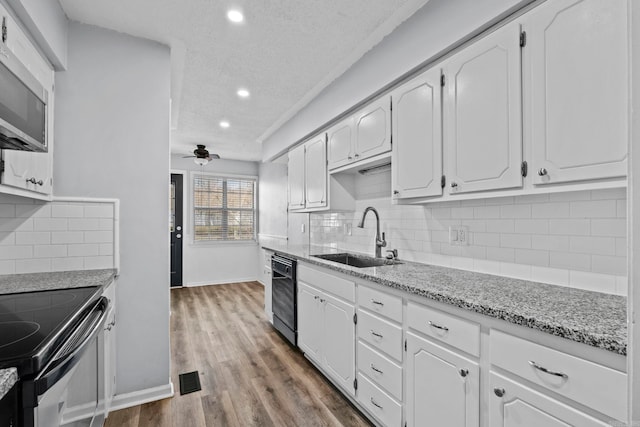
(105, 282), (372, 427)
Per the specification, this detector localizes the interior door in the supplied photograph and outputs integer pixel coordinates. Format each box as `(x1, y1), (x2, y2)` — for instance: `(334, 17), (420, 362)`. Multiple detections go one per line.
(170, 174), (183, 287)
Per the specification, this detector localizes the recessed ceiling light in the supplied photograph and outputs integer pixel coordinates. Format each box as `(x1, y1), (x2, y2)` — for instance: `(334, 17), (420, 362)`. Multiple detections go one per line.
(219, 121), (230, 128)
(237, 88), (250, 98)
(227, 9), (244, 23)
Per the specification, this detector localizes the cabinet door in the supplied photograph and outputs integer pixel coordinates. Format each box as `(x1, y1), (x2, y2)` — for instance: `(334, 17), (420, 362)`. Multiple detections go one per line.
(406, 332), (479, 427)
(489, 372), (610, 427)
(322, 292), (355, 396)
(304, 135), (327, 208)
(354, 96), (391, 161)
(288, 145), (305, 210)
(392, 68), (443, 199)
(327, 118), (354, 170)
(525, 0), (627, 185)
(297, 283), (322, 362)
(444, 21), (522, 194)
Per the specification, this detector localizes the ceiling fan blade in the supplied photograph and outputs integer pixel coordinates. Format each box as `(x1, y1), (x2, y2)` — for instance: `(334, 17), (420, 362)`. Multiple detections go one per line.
(209, 154), (220, 160)
(182, 155), (196, 158)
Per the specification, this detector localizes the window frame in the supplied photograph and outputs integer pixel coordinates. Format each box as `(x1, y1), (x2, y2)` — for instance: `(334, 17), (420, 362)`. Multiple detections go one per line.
(190, 171), (258, 245)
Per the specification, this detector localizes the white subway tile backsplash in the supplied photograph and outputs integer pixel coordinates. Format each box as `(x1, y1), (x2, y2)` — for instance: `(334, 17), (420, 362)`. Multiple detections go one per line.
(548, 219), (590, 236)
(33, 218), (68, 231)
(83, 256), (113, 269)
(84, 205), (115, 218)
(0, 232), (15, 246)
(15, 259), (51, 274)
(310, 188), (626, 295)
(33, 245), (67, 258)
(569, 270), (617, 294)
(0, 260), (15, 274)
(531, 202), (570, 218)
(615, 276), (628, 296)
(68, 218), (101, 231)
(0, 205), (15, 217)
(51, 231), (84, 244)
(591, 219), (626, 237)
(99, 243), (114, 256)
(68, 243), (100, 257)
(0, 246), (32, 260)
(16, 204), (50, 218)
(52, 257), (84, 272)
(570, 200), (617, 218)
(569, 236), (616, 256)
(51, 204), (84, 218)
(591, 255), (626, 276)
(16, 232), (50, 245)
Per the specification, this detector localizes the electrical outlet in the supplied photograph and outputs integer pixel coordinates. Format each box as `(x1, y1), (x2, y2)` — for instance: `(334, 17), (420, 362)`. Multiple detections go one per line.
(448, 226), (469, 246)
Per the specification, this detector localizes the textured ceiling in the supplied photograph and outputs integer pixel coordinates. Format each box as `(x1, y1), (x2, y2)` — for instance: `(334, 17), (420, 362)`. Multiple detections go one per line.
(58, 0), (430, 161)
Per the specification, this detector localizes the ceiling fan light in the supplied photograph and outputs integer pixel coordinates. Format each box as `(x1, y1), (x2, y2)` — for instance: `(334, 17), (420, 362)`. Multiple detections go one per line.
(194, 157), (209, 166)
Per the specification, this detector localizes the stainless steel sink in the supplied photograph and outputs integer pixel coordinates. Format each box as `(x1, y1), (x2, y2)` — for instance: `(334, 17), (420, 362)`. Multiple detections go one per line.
(312, 253), (402, 268)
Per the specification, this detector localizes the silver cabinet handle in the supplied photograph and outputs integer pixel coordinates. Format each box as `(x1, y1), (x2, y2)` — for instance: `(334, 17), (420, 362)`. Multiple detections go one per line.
(370, 363), (383, 374)
(393, 190), (400, 195)
(320, 298), (326, 303)
(528, 360), (568, 379)
(314, 296), (319, 300)
(371, 299), (384, 306)
(450, 182), (458, 188)
(538, 168), (548, 176)
(370, 330), (383, 339)
(459, 369), (469, 378)
(370, 397), (383, 409)
(354, 153), (360, 158)
(494, 387), (505, 397)
(428, 321), (449, 332)
(348, 155), (353, 160)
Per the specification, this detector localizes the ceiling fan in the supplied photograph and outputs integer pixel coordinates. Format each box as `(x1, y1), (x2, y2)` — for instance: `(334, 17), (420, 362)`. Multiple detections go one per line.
(182, 144), (220, 166)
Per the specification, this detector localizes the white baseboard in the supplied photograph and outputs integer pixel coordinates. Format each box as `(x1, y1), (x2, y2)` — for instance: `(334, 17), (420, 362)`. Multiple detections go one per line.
(184, 277), (258, 287)
(109, 381), (174, 413)
(61, 401), (96, 424)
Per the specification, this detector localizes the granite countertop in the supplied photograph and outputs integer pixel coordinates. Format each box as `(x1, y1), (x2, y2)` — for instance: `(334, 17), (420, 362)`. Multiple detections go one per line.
(0, 368), (17, 400)
(0, 269), (118, 396)
(262, 241), (627, 356)
(0, 268), (117, 295)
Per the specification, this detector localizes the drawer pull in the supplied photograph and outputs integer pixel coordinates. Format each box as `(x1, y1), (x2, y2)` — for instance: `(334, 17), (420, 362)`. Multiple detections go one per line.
(459, 369), (469, 378)
(428, 321), (449, 332)
(371, 299), (384, 306)
(370, 363), (383, 374)
(494, 387), (505, 397)
(370, 397), (383, 409)
(370, 330), (383, 339)
(528, 360), (568, 379)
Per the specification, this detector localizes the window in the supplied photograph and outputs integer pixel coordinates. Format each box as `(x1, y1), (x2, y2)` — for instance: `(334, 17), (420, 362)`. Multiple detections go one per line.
(193, 174), (256, 242)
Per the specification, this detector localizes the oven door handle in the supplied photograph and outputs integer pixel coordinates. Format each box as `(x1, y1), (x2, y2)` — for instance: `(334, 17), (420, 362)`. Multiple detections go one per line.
(34, 297), (109, 395)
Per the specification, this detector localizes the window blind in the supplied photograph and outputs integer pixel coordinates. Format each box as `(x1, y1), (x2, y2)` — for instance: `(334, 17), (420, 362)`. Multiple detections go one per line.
(193, 175), (256, 241)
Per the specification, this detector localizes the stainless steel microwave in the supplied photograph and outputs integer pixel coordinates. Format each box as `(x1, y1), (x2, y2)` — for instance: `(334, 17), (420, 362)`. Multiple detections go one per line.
(0, 44), (48, 152)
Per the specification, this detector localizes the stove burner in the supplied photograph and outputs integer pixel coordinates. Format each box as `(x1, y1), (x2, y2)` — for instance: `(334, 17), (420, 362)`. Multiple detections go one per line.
(0, 321), (40, 349)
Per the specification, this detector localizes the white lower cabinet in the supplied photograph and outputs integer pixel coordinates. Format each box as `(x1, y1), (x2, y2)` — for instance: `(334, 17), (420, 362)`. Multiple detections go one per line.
(489, 372), (609, 427)
(358, 373), (403, 427)
(297, 279), (356, 396)
(405, 331), (479, 427)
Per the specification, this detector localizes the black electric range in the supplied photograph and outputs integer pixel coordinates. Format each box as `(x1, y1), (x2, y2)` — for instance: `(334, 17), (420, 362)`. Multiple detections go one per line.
(0, 286), (103, 377)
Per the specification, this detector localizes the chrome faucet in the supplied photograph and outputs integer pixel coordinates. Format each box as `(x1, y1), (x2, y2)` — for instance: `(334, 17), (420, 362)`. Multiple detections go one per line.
(357, 206), (387, 258)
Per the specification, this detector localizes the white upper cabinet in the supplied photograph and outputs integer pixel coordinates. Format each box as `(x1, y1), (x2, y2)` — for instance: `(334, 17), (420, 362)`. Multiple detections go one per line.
(287, 144), (306, 210)
(327, 96), (391, 171)
(304, 135), (327, 208)
(391, 67), (443, 200)
(327, 118), (354, 170)
(443, 21), (523, 195)
(354, 96), (391, 162)
(523, 0), (628, 185)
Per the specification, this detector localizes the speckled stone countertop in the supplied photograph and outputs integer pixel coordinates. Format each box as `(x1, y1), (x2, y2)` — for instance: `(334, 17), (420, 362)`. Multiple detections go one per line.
(262, 241), (627, 355)
(0, 368), (17, 400)
(0, 269), (117, 295)
(0, 269), (118, 396)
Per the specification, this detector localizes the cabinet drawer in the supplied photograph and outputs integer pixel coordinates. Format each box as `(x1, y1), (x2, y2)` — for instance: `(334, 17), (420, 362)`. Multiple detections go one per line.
(357, 341), (402, 400)
(490, 330), (627, 421)
(298, 264), (355, 302)
(357, 310), (403, 361)
(357, 373), (402, 427)
(358, 285), (402, 322)
(407, 301), (480, 356)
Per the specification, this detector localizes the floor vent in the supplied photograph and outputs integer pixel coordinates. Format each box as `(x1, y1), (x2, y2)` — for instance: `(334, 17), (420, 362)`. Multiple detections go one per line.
(178, 371), (202, 395)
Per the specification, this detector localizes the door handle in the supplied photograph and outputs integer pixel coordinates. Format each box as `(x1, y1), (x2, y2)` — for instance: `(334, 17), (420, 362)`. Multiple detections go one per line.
(176, 234), (182, 239)
(177, 226), (182, 231)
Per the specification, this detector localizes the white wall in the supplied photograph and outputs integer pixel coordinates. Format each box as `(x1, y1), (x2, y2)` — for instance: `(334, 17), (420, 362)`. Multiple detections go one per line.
(54, 23), (171, 398)
(171, 155), (259, 286)
(258, 161), (288, 239)
(4, 0), (68, 69)
(262, 0), (531, 160)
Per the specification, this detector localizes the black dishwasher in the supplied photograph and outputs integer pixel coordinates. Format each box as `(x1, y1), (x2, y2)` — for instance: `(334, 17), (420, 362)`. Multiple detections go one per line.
(271, 255), (297, 346)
